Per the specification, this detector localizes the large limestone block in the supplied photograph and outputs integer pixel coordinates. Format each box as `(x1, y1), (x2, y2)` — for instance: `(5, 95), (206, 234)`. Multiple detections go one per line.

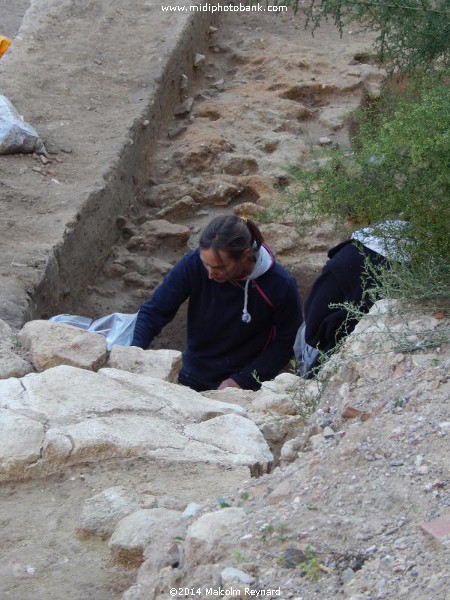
(0, 366), (244, 428)
(0, 409), (44, 479)
(78, 486), (141, 540)
(0, 319), (32, 380)
(18, 320), (108, 372)
(41, 414), (188, 469)
(0, 366), (265, 477)
(100, 368), (247, 422)
(109, 508), (181, 567)
(184, 414), (273, 473)
(0, 366), (165, 426)
(183, 507), (246, 568)
(106, 345), (182, 382)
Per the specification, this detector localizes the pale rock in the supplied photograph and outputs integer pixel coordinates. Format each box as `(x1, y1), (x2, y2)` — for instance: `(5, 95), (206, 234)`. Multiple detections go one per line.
(183, 502), (203, 518)
(100, 368), (247, 422)
(18, 320), (107, 372)
(78, 486), (141, 539)
(0, 366), (258, 477)
(252, 390), (298, 416)
(193, 53), (205, 67)
(221, 566), (255, 585)
(233, 202), (266, 219)
(183, 507), (246, 567)
(318, 106), (351, 130)
(310, 432), (326, 449)
(140, 219), (190, 253)
(201, 387), (254, 411)
(259, 223), (300, 255)
(143, 182), (191, 207)
(280, 437), (301, 464)
(323, 426), (335, 438)
(0, 409), (44, 479)
(109, 507), (181, 567)
(257, 414), (304, 450)
(0, 319), (32, 379)
(195, 177), (242, 206)
(184, 414), (273, 474)
(106, 346), (182, 382)
(42, 415), (188, 471)
(270, 372), (303, 391)
(0, 351), (32, 380)
(167, 123), (188, 139)
(174, 97), (194, 116)
(223, 156), (258, 176)
(157, 195), (200, 219)
(268, 478), (292, 504)
(180, 73), (188, 89)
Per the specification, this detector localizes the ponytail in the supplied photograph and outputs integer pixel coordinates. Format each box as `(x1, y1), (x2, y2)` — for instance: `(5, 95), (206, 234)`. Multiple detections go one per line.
(199, 215), (264, 261)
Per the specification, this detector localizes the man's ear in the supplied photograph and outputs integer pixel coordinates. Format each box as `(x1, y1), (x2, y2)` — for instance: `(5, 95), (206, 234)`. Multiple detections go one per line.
(241, 248), (252, 261)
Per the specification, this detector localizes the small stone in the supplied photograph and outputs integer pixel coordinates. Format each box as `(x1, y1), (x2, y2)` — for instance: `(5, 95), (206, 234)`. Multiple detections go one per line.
(142, 119), (150, 128)
(194, 53), (205, 67)
(209, 26), (218, 33)
(182, 502), (202, 518)
(60, 147), (73, 154)
(174, 97), (194, 116)
(212, 78), (225, 87)
(319, 136), (332, 146)
(341, 567), (355, 584)
(167, 124), (188, 139)
(323, 426), (335, 439)
(180, 74), (188, 90)
(416, 465), (429, 475)
(221, 567), (255, 585)
(389, 459), (405, 467)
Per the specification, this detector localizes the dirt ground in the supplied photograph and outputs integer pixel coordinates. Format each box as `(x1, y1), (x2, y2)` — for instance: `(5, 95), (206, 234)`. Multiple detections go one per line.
(0, 0), (29, 37)
(0, 4), (386, 600)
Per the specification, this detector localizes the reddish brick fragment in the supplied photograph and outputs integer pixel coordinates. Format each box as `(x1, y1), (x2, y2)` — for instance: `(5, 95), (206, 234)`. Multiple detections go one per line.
(420, 513), (450, 546)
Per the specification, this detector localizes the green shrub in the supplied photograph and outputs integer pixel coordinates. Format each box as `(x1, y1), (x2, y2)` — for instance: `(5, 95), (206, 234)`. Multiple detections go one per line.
(250, 0), (450, 73)
(289, 77), (450, 306)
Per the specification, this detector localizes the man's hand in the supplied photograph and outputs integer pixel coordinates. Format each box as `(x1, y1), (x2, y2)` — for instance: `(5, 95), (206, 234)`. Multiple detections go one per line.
(217, 378), (241, 390)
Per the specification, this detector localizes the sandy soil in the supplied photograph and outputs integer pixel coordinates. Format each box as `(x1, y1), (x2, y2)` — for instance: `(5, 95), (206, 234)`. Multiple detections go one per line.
(0, 0), (29, 37)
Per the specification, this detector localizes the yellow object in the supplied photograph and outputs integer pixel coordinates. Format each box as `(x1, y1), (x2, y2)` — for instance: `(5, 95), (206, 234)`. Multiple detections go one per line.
(0, 35), (11, 59)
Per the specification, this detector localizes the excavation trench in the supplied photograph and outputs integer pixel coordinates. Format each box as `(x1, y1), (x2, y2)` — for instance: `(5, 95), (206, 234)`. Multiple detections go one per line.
(0, 8), (386, 600)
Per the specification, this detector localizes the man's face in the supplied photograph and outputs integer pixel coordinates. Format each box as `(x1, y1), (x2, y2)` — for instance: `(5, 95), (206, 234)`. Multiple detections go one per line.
(200, 248), (250, 283)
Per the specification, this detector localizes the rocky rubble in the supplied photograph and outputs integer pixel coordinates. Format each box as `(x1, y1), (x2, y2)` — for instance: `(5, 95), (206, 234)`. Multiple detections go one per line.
(116, 302), (450, 600)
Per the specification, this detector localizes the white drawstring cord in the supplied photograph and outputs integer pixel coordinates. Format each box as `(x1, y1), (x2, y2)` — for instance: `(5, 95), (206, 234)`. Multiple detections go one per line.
(242, 279), (251, 323)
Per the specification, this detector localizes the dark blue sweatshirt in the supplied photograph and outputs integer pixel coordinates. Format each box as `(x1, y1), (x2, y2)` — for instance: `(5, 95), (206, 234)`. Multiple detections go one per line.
(131, 248), (302, 390)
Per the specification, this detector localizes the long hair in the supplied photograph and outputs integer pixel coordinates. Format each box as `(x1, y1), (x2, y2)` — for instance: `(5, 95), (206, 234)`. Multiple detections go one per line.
(199, 215), (264, 261)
